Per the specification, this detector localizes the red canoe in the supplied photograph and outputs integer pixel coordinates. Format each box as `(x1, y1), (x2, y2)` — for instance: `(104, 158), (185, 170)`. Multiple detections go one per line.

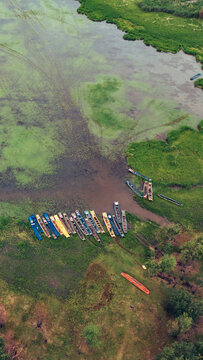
(121, 272), (150, 295)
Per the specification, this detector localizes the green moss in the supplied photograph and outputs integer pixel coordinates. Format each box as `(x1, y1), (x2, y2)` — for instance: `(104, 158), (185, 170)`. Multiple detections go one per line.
(194, 78), (203, 89)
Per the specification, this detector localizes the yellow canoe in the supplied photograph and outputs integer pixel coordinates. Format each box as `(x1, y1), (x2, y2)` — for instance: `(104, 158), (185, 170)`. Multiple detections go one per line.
(102, 212), (115, 237)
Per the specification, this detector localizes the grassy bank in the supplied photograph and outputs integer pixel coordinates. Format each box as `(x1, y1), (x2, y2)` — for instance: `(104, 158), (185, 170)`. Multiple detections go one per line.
(77, 0), (203, 67)
(126, 124), (203, 229)
(194, 78), (203, 89)
(139, 0), (203, 19)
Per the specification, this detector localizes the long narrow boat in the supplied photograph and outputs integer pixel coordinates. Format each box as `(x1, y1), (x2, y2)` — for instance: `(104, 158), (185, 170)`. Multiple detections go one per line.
(50, 216), (63, 235)
(143, 181), (148, 200)
(54, 215), (70, 238)
(190, 73), (201, 80)
(157, 194), (183, 206)
(113, 202), (122, 224)
(42, 216), (57, 239)
(128, 168), (151, 181)
(84, 210), (100, 233)
(75, 210), (92, 235)
(69, 216), (85, 241)
(121, 210), (128, 234)
(85, 218), (101, 242)
(36, 214), (51, 237)
(71, 212), (89, 235)
(43, 213), (60, 237)
(113, 215), (124, 237)
(121, 272), (150, 295)
(125, 180), (143, 198)
(31, 214), (43, 234)
(90, 210), (105, 233)
(102, 212), (115, 238)
(63, 213), (76, 234)
(58, 212), (72, 234)
(108, 213), (120, 236)
(148, 182), (153, 201)
(28, 216), (42, 241)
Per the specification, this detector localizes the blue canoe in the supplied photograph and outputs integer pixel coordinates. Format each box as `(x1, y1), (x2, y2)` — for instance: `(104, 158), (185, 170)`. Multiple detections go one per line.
(125, 180), (143, 198)
(75, 210), (92, 235)
(190, 73), (201, 80)
(107, 213), (120, 236)
(28, 216), (42, 240)
(30, 214), (43, 233)
(43, 213), (60, 237)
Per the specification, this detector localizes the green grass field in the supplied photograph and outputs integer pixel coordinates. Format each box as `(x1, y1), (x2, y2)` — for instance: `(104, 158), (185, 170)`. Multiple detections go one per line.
(0, 216), (171, 359)
(77, 0), (203, 66)
(126, 124), (203, 229)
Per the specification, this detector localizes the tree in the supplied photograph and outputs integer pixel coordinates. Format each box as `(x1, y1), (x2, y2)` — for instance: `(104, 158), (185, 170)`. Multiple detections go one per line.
(0, 338), (10, 360)
(166, 288), (201, 321)
(178, 313), (193, 334)
(156, 341), (203, 360)
(160, 255), (176, 273)
(145, 258), (159, 275)
(180, 236), (203, 263)
(82, 324), (101, 348)
(167, 313), (192, 337)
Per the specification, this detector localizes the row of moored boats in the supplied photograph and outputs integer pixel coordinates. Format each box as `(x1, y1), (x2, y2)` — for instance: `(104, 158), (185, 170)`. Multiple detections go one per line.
(28, 202), (127, 241)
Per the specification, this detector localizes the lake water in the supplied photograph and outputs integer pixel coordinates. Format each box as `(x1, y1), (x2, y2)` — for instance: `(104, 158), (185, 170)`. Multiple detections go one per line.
(0, 0), (202, 221)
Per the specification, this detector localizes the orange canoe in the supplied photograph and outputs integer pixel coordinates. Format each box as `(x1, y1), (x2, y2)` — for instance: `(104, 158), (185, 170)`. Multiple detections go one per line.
(121, 272), (150, 295)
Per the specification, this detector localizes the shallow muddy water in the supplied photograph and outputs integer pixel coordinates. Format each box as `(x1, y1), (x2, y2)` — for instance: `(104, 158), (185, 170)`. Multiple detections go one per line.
(0, 0), (202, 220)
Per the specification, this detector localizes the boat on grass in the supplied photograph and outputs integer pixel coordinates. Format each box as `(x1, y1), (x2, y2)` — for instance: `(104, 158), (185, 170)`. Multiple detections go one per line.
(128, 168), (151, 181)
(84, 210), (100, 233)
(75, 210), (92, 235)
(42, 216), (57, 239)
(157, 194), (183, 206)
(121, 272), (150, 295)
(125, 180), (143, 198)
(107, 213), (120, 236)
(148, 182), (153, 201)
(36, 214), (51, 237)
(143, 181), (148, 200)
(121, 210), (128, 234)
(85, 218), (101, 242)
(28, 216), (42, 241)
(69, 216), (85, 241)
(54, 214), (70, 238)
(63, 213), (76, 234)
(90, 210), (105, 233)
(102, 212), (115, 237)
(113, 215), (124, 237)
(113, 201), (122, 224)
(43, 213), (60, 237)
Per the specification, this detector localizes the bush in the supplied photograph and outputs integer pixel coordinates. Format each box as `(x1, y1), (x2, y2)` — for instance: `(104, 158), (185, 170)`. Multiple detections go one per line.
(166, 288), (201, 321)
(0, 217), (10, 230)
(0, 337), (10, 360)
(180, 236), (203, 263)
(156, 341), (203, 360)
(82, 324), (101, 348)
(139, 0), (203, 18)
(167, 312), (193, 337)
(159, 255), (176, 273)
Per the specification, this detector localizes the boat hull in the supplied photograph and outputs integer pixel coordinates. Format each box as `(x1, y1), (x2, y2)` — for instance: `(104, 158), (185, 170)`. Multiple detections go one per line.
(121, 272), (150, 295)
